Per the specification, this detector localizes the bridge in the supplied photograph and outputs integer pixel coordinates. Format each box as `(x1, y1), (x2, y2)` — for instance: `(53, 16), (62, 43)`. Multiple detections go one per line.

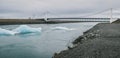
(0, 8), (120, 23)
(40, 8), (120, 23)
(47, 18), (110, 22)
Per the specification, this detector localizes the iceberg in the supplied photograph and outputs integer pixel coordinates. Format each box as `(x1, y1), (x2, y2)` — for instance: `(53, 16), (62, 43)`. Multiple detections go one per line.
(0, 28), (16, 35)
(52, 27), (76, 30)
(12, 25), (42, 34)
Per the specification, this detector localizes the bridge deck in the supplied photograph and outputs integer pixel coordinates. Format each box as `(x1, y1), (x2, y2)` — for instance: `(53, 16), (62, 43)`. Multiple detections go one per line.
(47, 18), (110, 22)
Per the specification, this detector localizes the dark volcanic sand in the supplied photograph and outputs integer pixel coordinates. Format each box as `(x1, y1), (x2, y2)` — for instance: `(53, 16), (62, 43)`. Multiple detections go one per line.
(53, 23), (120, 58)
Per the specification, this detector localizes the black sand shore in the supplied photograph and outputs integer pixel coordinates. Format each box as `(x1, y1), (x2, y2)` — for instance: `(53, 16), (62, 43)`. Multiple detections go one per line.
(53, 23), (120, 58)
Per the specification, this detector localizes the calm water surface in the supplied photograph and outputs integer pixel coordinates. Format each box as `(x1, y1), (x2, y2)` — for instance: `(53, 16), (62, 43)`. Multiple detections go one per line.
(0, 22), (98, 58)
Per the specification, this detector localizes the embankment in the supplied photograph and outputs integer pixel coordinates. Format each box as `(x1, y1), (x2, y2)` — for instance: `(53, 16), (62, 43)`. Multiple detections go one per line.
(0, 19), (45, 25)
(53, 23), (120, 58)
(0, 19), (109, 25)
(0, 19), (84, 25)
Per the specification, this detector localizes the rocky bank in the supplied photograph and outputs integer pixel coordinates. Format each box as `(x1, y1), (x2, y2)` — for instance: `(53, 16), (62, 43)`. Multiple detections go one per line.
(53, 23), (120, 58)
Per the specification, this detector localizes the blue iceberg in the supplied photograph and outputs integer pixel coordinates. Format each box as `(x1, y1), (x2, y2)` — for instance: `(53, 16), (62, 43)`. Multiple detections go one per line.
(13, 25), (42, 34)
(0, 28), (16, 35)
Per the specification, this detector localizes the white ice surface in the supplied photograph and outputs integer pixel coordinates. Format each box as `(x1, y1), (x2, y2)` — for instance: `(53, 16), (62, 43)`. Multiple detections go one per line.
(0, 28), (16, 35)
(52, 26), (76, 30)
(12, 25), (42, 34)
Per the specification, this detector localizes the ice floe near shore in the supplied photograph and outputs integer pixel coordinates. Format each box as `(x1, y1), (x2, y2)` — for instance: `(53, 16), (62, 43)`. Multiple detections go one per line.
(12, 25), (42, 34)
(52, 26), (76, 30)
(0, 25), (76, 36)
(0, 28), (16, 35)
(0, 25), (42, 36)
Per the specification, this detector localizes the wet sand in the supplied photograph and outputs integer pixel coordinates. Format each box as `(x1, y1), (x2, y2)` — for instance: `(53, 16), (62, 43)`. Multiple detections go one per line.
(53, 23), (120, 58)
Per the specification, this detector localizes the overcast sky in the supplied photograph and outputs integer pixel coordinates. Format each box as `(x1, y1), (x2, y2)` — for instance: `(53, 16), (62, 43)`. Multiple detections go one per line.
(0, 0), (120, 18)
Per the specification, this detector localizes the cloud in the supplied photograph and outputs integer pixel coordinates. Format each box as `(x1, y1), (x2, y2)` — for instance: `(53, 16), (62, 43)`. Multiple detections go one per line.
(0, 0), (120, 18)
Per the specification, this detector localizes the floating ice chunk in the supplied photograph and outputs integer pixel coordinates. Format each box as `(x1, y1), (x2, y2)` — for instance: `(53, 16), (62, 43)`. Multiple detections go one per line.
(52, 27), (76, 30)
(13, 25), (42, 34)
(0, 28), (16, 35)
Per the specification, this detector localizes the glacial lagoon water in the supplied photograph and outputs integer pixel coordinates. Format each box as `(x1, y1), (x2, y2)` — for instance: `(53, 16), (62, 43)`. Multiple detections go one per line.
(0, 22), (98, 58)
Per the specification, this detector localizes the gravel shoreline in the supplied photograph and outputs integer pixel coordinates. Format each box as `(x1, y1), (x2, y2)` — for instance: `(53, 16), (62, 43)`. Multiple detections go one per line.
(53, 23), (120, 58)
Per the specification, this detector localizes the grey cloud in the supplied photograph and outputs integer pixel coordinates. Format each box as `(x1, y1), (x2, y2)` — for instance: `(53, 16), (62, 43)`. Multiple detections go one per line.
(0, 0), (120, 18)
